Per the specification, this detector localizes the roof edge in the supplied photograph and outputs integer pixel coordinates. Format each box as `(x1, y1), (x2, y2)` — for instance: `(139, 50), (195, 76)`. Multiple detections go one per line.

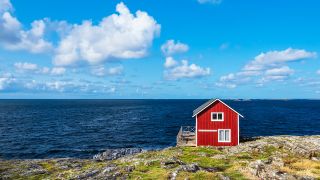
(192, 99), (244, 118)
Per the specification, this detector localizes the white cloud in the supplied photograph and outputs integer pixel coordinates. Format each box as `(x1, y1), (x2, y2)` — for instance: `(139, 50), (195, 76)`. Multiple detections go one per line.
(317, 70), (320, 75)
(215, 82), (236, 89)
(14, 62), (66, 75)
(257, 66), (294, 85)
(215, 73), (251, 89)
(0, 2), (53, 53)
(51, 67), (66, 75)
(91, 65), (123, 76)
(14, 62), (38, 71)
(40, 67), (50, 74)
(264, 66), (294, 76)
(197, 0), (222, 4)
(217, 48), (316, 88)
(0, 73), (15, 90)
(108, 66), (123, 75)
(45, 81), (75, 92)
(53, 2), (160, 66)
(91, 66), (105, 77)
(0, 0), (12, 13)
(0, 72), (118, 94)
(164, 59), (210, 80)
(42, 80), (117, 94)
(161, 40), (189, 56)
(164, 56), (178, 68)
(243, 48), (317, 71)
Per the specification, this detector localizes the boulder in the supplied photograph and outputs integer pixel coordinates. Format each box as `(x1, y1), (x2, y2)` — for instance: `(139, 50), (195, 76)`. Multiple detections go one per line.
(93, 148), (143, 161)
(180, 163), (200, 172)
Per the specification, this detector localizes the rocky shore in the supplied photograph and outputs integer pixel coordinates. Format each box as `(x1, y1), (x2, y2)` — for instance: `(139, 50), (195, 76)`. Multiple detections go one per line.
(0, 135), (319, 179)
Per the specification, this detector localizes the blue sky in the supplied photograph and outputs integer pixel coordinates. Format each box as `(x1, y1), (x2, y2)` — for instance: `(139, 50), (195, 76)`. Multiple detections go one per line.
(1, 0), (320, 99)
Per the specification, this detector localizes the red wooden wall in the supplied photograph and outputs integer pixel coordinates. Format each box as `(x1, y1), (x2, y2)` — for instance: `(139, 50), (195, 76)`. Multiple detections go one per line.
(196, 101), (239, 146)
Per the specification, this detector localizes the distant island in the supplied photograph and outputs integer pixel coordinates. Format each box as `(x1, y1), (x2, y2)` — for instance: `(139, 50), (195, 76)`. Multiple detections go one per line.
(1, 135), (319, 179)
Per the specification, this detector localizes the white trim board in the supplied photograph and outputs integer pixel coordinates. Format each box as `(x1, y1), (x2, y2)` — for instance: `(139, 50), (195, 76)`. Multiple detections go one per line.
(195, 116), (198, 146)
(211, 112), (224, 121)
(198, 129), (217, 132)
(237, 115), (240, 145)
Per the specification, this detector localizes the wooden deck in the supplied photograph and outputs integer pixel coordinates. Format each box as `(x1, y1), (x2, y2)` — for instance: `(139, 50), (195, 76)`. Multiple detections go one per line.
(176, 126), (196, 146)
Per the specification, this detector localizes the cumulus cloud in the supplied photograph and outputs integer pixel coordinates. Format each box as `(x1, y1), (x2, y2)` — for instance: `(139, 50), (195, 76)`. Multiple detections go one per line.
(217, 48), (316, 88)
(53, 2), (160, 66)
(258, 66), (295, 84)
(243, 48), (317, 71)
(51, 67), (66, 75)
(91, 65), (123, 76)
(0, 1), (53, 53)
(14, 62), (66, 75)
(108, 66), (123, 75)
(197, 0), (222, 4)
(161, 40), (189, 56)
(164, 56), (178, 68)
(0, 0), (12, 13)
(264, 66), (294, 76)
(164, 58), (210, 80)
(215, 73), (251, 89)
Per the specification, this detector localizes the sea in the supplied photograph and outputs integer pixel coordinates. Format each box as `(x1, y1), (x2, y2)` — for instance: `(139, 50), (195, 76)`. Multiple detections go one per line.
(0, 99), (319, 159)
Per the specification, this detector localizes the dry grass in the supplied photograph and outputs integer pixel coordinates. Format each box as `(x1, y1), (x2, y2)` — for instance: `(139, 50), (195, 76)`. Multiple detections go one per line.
(280, 159), (320, 178)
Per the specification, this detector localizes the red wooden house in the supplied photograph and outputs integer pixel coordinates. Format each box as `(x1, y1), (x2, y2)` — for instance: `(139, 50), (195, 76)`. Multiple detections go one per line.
(177, 99), (243, 147)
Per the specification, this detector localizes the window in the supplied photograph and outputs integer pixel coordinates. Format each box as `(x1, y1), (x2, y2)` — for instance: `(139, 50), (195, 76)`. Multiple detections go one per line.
(218, 129), (231, 142)
(211, 112), (224, 121)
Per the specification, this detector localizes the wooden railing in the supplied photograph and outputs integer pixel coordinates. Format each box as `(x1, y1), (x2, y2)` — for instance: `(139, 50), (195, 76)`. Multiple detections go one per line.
(181, 126), (195, 135)
(176, 126), (196, 146)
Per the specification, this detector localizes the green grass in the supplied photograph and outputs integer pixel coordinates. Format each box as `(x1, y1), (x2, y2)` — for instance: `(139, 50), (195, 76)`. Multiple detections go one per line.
(223, 171), (248, 180)
(130, 161), (170, 179)
(178, 147), (230, 170)
(177, 171), (219, 180)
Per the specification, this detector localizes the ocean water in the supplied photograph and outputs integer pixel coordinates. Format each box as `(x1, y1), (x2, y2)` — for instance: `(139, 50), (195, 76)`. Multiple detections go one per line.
(0, 99), (319, 159)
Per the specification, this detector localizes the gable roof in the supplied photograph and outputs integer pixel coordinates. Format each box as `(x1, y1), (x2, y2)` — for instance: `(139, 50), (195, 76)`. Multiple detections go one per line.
(192, 99), (244, 118)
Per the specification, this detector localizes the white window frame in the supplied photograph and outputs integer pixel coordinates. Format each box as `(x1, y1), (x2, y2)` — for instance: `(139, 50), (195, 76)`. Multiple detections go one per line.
(211, 112), (224, 121)
(218, 129), (231, 142)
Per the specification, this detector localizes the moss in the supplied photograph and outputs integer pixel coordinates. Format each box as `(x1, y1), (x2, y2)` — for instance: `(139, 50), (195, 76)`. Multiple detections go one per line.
(0, 161), (14, 172)
(182, 147), (221, 157)
(27, 174), (49, 180)
(130, 161), (169, 179)
(55, 169), (80, 179)
(39, 161), (57, 172)
(134, 161), (161, 173)
(223, 171), (247, 180)
(231, 152), (253, 160)
(177, 171), (219, 180)
(179, 148), (229, 170)
(135, 148), (180, 161)
(136, 150), (160, 159)
(81, 160), (107, 171)
(247, 145), (281, 160)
